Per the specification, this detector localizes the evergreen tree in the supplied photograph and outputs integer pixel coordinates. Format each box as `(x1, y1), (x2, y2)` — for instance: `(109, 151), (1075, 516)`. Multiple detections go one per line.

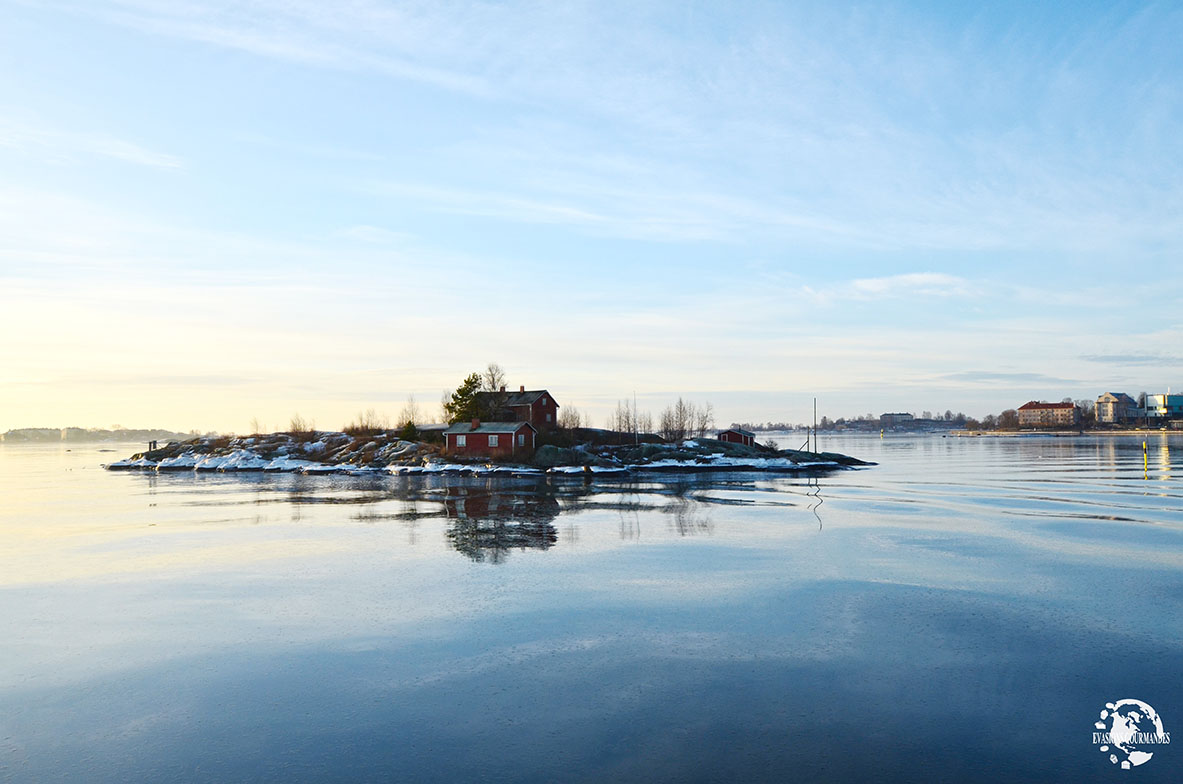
(444, 372), (484, 423)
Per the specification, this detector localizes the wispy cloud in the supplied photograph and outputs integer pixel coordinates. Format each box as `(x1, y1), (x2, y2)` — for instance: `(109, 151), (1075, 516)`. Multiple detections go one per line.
(1080, 354), (1181, 367)
(44, 1), (1183, 254)
(370, 181), (609, 228)
(73, 0), (490, 95)
(849, 273), (974, 299)
(936, 371), (1079, 387)
(801, 273), (976, 304)
(0, 117), (182, 169)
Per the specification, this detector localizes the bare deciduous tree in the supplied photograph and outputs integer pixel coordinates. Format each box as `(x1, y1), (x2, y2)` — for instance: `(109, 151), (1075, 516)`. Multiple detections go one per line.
(607, 398), (655, 442)
(482, 363), (506, 392)
(397, 395), (421, 427)
(658, 398), (715, 441)
(608, 400), (633, 434)
(558, 406), (583, 430)
(694, 401), (714, 438)
(480, 363), (509, 420)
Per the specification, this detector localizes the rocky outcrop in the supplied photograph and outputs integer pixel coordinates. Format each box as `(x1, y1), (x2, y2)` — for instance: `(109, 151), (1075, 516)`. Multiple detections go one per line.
(106, 432), (871, 476)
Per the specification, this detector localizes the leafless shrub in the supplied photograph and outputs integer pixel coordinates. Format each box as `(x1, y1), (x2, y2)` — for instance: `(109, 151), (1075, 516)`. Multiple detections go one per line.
(289, 413), (314, 434)
(344, 408), (388, 436)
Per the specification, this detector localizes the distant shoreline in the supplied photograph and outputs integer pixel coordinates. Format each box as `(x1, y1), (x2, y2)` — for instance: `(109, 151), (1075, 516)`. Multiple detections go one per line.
(951, 429), (1183, 437)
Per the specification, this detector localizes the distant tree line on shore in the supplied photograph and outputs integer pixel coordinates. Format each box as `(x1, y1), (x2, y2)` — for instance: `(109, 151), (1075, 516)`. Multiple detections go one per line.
(732, 410), (973, 432)
(606, 397), (714, 442)
(1, 426), (200, 443)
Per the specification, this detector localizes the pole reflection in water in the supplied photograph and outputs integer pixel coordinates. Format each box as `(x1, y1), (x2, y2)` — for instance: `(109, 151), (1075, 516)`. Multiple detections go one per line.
(805, 474), (824, 530)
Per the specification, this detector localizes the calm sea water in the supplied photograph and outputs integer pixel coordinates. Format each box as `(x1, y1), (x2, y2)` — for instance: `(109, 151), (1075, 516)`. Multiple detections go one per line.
(2, 434), (1181, 783)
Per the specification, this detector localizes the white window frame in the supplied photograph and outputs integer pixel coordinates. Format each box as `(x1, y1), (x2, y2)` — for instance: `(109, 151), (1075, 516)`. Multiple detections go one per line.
(517, 433), (525, 446)
(488, 434), (499, 447)
(456, 435), (466, 447)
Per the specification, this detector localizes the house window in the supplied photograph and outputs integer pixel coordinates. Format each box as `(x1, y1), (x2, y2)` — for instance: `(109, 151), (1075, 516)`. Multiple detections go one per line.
(488, 435), (499, 447)
(517, 433), (525, 446)
(456, 435), (466, 447)
(546, 413), (552, 422)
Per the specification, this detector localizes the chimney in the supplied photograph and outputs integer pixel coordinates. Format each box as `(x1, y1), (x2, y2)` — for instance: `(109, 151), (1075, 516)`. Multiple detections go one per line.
(519, 385), (525, 393)
(471, 417), (480, 430)
(500, 385), (505, 393)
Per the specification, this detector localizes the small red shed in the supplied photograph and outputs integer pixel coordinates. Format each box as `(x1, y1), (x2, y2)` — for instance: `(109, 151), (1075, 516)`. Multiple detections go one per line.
(717, 428), (756, 447)
(444, 419), (537, 458)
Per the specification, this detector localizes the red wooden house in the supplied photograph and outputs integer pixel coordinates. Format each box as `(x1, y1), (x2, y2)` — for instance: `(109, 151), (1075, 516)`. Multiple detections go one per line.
(444, 419), (537, 458)
(475, 386), (559, 430)
(717, 428), (756, 447)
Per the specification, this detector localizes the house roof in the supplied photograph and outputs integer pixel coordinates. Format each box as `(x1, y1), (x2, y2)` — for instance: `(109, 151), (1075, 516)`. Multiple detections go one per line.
(475, 389), (558, 407)
(719, 428), (755, 437)
(1097, 392), (1136, 404)
(1018, 401), (1077, 410)
(444, 421), (536, 435)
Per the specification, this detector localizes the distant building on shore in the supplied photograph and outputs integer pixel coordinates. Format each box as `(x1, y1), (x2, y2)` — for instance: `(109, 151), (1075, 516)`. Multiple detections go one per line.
(1095, 392), (1139, 424)
(1017, 401), (1080, 428)
(880, 413), (914, 429)
(717, 428), (756, 447)
(1145, 393), (1183, 422)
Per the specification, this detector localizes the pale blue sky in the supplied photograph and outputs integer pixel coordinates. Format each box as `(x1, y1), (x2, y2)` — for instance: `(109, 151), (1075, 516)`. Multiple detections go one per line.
(1, 0), (1181, 432)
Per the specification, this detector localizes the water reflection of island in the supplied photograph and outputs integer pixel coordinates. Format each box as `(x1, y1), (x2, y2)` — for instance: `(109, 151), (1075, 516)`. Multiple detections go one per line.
(443, 487), (560, 563)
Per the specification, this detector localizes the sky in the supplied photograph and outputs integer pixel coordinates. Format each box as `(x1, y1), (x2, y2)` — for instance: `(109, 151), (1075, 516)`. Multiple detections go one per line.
(1, 0), (1181, 434)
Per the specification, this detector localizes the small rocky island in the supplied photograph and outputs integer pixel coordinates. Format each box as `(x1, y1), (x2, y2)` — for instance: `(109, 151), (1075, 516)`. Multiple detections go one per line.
(106, 429), (871, 476)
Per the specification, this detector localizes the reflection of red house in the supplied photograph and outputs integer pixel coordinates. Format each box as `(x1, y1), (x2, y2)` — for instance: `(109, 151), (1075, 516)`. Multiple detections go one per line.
(444, 419), (537, 457)
(717, 428), (756, 447)
(476, 386), (559, 430)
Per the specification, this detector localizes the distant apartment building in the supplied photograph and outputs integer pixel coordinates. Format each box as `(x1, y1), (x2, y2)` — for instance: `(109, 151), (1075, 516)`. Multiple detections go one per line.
(880, 412), (914, 428)
(1145, 393), (1183, 421)
(1017, 401), (1080, 428)
(1095, 392), (1139, 424)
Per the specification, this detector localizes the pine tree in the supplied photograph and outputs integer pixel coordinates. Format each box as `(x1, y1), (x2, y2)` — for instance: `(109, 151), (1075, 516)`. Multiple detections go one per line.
(443, 372), (484, 423)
